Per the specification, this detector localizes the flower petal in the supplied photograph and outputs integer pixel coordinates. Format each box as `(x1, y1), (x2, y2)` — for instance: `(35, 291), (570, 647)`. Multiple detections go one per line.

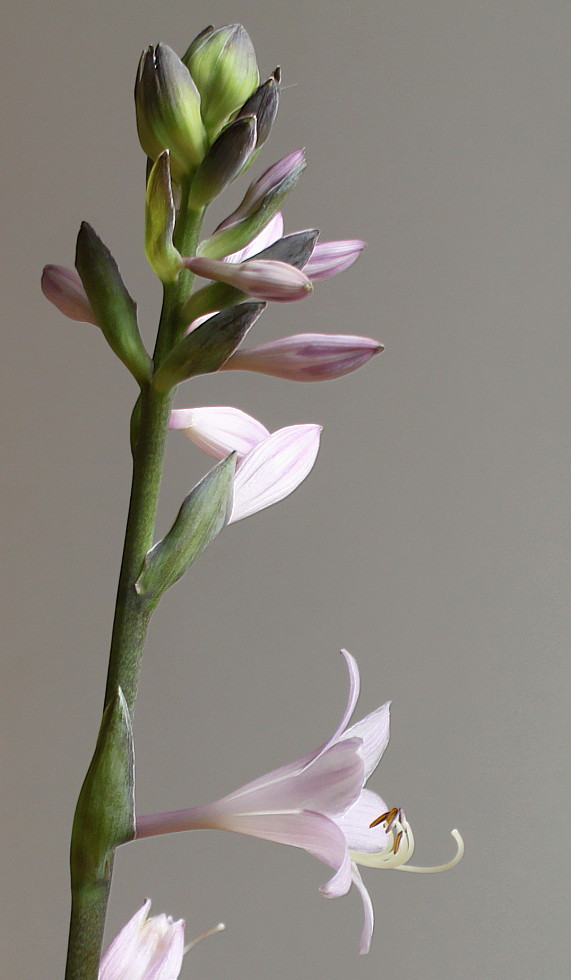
(350, 864), (375, 955)
(219, 737), (365, 816)
(303, 240), (366, 282)
(335, 788), (389, 853)
(99, 900), (185, 980)
(229, 423), (321, 522)
(341, 702), (391, 780)
(225, 212), (284, 263)
(169, 406), (270, 459)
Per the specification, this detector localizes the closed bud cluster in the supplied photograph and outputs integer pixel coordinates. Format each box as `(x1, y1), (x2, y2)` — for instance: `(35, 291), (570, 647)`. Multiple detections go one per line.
(183, 25), (259, 138)
(135, 44), (206, 178)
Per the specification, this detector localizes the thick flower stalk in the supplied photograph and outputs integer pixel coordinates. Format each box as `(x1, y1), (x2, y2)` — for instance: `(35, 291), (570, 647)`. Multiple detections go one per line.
(135, 652), (464, 954)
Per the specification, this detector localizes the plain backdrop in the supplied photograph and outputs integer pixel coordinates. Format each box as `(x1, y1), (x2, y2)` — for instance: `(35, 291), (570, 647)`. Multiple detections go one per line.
(2, 1), (570, 977)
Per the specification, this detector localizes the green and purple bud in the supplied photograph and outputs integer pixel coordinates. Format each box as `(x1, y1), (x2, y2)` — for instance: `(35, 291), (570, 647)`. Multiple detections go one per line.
(135, 44), (206, 178)
(188, 115), (257, 208)
(221, 333), (384, 381)
(184, 255), (313, 303)
(183, 24), (259, 137)
(234, 67), (281, 153)
(41, 265), (98, 325)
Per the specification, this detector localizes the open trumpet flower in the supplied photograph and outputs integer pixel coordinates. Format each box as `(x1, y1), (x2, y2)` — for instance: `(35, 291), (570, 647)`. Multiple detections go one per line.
(135, 652), (463, 954)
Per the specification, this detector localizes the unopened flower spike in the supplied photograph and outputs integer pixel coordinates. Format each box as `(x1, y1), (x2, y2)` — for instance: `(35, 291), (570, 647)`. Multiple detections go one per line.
(135, 652), (463, 955)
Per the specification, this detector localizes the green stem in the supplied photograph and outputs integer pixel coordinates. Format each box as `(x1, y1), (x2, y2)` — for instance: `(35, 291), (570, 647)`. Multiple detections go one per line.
(64, 191), (205, 979)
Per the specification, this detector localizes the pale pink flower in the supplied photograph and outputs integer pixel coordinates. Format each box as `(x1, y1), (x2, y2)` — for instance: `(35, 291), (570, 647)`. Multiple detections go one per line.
(136, 653), (464, 954)
(170, 406), (321, 523)
(221, 333), (383, 381)
(98, 899), (184, 980)
(41, 265), (98, 325)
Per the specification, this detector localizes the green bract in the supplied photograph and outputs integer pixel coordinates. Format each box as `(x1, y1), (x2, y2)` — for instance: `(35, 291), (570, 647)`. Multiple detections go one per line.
(145, 151), (182, 283)
(188, 115), (257, 208)
(135, 454), (237, 603)
(183, 24), (259, 137)
(70, 690), (135, 883)
(75, 223), (151, 385)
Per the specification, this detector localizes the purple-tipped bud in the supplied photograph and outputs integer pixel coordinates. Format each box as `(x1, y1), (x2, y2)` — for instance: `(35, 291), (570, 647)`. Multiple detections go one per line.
(41, 265), (98, 325)
(303, 240), (366, 282)
(221, 333), (384, 381)
(215, 149), (306, 233)
(184, 256), (313, 302)
(234, 68), (280, 150)
(135, 44), (206, 178)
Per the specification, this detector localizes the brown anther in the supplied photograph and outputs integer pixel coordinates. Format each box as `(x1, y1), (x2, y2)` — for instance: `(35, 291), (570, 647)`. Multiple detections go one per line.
(370, 807), (398, 829)
(392, 830), (403, 854)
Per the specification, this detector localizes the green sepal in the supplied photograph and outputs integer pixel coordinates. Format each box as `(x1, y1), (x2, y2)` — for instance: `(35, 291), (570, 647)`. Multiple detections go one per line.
(197, 161), (305, 260)
(70, 688), (135, 884)
(75, 223), (152, 385)
(152, 301), (265, 391)
(145, 151), (183, 283)
(135, 453), (236, 602)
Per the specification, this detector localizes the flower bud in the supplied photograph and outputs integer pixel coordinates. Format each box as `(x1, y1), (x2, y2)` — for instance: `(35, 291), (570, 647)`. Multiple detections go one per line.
(234, 68), (280, 151)
(183, 24), (259, 136)
(197, 150), (306, 261)
(145, 151), (182, 283)
(215, 149), (306, 233)
(135, 44), (206, 178)
(184, 256), (313, 303)
(221, 333), (384, 381)
(41, 265), (98, 325)
(188, 115), (257, 209)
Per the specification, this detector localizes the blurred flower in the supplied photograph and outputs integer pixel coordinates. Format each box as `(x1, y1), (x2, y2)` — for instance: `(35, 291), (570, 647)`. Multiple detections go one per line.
(98, 899), (184, 979)
(41, 265), (98, 325)
(170, 405), (321, 523)
(135, 653), (464, 954)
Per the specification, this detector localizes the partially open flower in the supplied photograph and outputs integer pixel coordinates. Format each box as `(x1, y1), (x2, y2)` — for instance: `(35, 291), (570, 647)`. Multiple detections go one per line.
(135, 653), (464, 954)
(170, 406), (321, 523)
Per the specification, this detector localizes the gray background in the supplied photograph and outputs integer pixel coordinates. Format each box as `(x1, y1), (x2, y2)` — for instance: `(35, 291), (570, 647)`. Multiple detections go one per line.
(2, 1), (570, 977)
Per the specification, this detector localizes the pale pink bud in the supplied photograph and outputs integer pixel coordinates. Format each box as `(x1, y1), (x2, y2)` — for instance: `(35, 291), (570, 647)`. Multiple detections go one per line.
(230, 423), (321, 522)
(169, 406), (270, 460)
(98, 899), (184, 979)
(184, 256), (313, 302)
(41, 265), (98, 325)
(303, 240), (366, 282)
(221, 333), (384, 381)
(215, 149), (306, 232)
